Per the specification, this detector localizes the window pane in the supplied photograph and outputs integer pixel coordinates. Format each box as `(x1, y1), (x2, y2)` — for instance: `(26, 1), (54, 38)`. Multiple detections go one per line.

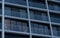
(31, 22), (51, 35)
(50, 13), (60, 23)
(30, 10), (48, 21)
(29, 0), (46, 9)
(5, 6), (28, 18)
(52, 25), (60, 36)
(20, 9), (27, 18)
(4, 19), (29, 33)
(48, 2), (60, 11)
(5, 7), (11, 16)
(5, 33), (29, 38)
(5, 0), (27, 6)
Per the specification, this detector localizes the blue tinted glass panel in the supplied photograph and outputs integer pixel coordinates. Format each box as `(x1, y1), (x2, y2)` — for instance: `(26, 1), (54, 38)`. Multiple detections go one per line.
(5, 7), (11, 16)
(4, 19), (29, 33)
(48, 2), (60, 11)
(20, 9), (28, 18)
(5, 0), (27, 6)
(5, 7), (28, 18)
(0, 5), (2, 14)
(50, 13), (60, 23)
(30, 10), (48, 21)
(31, 22), (51, 35)
(52, 25), (60, 36)
(29, 0), (46, 9)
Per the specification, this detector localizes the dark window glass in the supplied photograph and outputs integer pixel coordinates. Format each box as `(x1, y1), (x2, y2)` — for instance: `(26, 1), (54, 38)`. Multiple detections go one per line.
(52, 25), (60, 36)
(5, 7), (28, 18)
(5, 0), (27, 6)
(0, 5), (2, 14)
(0, 18), (2, 29)
(10, 20), (17, 31)
(31, 22), (51, 35)
(30, 10), (48, 21)
(0, 33), (1, 38)
(32, 36), (51, 38)
(20, 9), (28, 18)
(50, 13), (60, 23)
(5, 7), (11, 16)
(11, 8), (20, 17)
(5, 33), (29, 38)
(48, 2), (60, 11)
(4, 19), (29, 33)
(29, 0), (46, 9)
(0, 0), (2, 1)
(4, 19), (10, 30)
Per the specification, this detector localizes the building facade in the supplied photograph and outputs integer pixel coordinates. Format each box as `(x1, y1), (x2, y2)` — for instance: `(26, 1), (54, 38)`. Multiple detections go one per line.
(0, 0), (60, 38)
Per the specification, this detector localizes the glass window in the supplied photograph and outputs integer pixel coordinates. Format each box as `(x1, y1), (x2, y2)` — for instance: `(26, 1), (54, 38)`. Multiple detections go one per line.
(52, 25), (60, 36)
(32, 36), (51, 38)
(48, 3), (54, 10)
(20, 9), (27, 18)
(5, 0), (27, 6)
(31, 22), (51, 35)
(48, 2), (60, 11)
(10, 20), (17, 31)
(0, 5), (2, 14)
(11, 7), (20, 17)
(16, 21), (22, 31)
(0, 18), (1, 29)
(5, 7), (11, 16)
(50, 13), (60, 23)
(5, 7), (28, 18)
(4, 19), (29, 33)
(29, 0), (46, 9)
(41, 13), (48, 21)
(4, 19), (10, 30)
(30, 10), (48, 21)
(5, 33), (29, 38)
